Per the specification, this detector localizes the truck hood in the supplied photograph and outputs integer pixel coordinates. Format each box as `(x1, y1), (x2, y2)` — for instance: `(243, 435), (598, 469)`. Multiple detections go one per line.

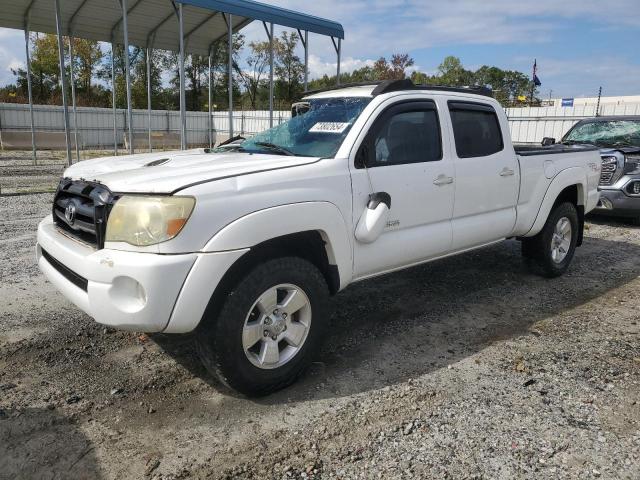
(63, 149), (320, 193)
(599, 146), (640, 155)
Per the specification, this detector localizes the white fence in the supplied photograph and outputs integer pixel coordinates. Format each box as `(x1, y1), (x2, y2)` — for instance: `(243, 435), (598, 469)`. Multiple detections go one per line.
(2, 101), (640, 150)
(0, 103), (290, 150)
(506, 103), (640, 144)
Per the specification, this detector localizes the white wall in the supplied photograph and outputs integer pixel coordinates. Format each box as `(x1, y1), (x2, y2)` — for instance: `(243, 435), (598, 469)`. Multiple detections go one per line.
(0, 103), (290, 149)
(2, 101), (639, 149)
(505, 103), (640, 144)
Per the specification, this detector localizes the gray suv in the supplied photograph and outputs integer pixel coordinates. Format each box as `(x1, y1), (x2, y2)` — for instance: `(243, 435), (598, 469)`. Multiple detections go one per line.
(559, 116), (640, 224)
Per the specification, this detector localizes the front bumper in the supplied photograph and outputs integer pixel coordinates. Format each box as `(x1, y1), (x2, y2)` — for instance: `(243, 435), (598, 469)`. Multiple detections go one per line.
(595, 176), (640, 218)
(36, 215), (247, 333)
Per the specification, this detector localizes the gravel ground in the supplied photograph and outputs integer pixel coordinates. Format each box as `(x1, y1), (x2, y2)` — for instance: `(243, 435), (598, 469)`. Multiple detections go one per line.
(0, 192), (639, 480)
(0, 151), (123, 194)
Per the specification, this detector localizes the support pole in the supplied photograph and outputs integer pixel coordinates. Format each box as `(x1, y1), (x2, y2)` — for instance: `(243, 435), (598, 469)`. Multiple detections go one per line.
(146, 46), (152, 152)
(227, 14), (233, 138)
(208, 44), (213, 149)
(23, 26), (37, 165)
(178, 3), (187, 150)
(265, 22), (274, 129)
(337, 38), (341, 86)
(122, 0), (134, 154)
(69, 37), (80, 162)
(111, 41), (118, 155)
(54, 0), (72, 166)
(304, 30), (309, 92)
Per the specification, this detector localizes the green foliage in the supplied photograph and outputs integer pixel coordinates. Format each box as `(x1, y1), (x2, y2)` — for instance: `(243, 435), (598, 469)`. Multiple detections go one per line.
(4, 33), (539, 109)
(310, 54), (539, 106)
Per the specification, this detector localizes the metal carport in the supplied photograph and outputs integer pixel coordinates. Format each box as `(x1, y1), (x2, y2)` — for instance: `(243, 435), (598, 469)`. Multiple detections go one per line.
(0, 0), (345, 165)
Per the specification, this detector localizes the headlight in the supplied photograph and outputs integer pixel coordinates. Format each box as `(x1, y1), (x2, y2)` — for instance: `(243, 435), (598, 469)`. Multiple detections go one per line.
(624, 154), (640, 175)
(105, 196), (195, 246)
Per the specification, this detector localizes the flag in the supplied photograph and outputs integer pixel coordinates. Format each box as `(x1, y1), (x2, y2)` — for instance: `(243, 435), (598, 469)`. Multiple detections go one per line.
(533, 59), (542, 86)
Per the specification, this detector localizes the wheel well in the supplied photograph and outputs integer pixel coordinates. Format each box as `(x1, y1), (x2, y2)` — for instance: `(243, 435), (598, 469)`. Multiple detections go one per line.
(554, 184), (585, 246)
(198, 231), (340, 332)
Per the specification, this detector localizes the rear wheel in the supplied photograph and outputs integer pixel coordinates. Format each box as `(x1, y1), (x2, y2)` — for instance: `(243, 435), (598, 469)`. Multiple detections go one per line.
(196, 257), (329, 396)
(522, 202), (579, 278)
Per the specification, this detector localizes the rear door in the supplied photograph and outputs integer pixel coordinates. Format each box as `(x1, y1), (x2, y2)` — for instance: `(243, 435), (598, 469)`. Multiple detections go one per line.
(447, 100), (519, 250)
(350, 99), (455, 278)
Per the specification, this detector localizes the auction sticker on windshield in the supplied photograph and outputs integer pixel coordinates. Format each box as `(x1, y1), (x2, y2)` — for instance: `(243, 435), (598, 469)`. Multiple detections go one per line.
(309, 122), (351, 134)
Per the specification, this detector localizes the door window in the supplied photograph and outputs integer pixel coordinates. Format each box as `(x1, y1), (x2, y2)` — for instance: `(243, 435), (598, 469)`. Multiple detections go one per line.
(449, 102), (504, 158)
(366, 105), (442, 167)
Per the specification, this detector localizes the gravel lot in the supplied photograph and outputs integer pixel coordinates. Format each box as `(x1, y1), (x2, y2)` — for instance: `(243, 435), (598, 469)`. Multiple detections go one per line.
(1, 191), (639, 479)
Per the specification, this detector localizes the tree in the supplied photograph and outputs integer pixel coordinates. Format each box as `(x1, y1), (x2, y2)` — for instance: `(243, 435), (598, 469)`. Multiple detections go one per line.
(435, 56), (474, 86)
(274, 31), (305, 104)
(238, 40), (271, 109)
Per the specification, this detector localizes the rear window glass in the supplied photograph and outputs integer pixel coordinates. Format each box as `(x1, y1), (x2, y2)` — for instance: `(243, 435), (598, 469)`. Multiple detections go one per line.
(449, 104), (504, 158)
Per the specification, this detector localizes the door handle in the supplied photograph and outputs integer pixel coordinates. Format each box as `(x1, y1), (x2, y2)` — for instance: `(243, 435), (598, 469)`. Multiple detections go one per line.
(500, 167), (515, 177)
(433, 175), (454, 186)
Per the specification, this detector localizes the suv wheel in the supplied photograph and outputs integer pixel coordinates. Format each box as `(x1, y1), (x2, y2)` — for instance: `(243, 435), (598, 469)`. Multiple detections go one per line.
(196, 257), (329, 396)
(522, 202), (579, 278)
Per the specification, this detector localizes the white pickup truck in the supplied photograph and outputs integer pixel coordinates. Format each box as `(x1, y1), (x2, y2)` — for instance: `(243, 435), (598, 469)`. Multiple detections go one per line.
(37, 79), (601, 395)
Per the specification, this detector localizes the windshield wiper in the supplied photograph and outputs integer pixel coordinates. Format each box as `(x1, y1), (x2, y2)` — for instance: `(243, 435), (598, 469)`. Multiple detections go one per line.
(254, 142), (295, 156)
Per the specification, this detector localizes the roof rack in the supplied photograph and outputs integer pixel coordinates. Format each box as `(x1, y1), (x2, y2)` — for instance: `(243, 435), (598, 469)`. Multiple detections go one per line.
(304, 79), (493, 98)
(303, 81), (382, 96)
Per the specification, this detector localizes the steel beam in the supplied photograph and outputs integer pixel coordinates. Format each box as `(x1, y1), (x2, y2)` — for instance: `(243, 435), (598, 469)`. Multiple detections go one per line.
(54, 0), (72, 166)
(264, 22), (274, 129)
(227, 13), (233, 138)
(111, 41), (118, 155)
(208, 44), (214, 149)
(185, 12), (219, 42)
(69, 37), (80, 162)
(23, 26), (37, 165)
(121, 0), (134, 154)
(334, 37), (341, 86)
(110, 0), (145, 38)
(146, 46), (152, 152)
(178, 3), (187, 150)
(304, 30), (309, 91)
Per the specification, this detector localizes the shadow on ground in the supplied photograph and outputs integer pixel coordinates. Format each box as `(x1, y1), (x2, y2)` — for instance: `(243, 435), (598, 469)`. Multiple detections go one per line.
(587, 213), (639, 228)
(154, 236), (640, 405)
(0, 408), (102, 480)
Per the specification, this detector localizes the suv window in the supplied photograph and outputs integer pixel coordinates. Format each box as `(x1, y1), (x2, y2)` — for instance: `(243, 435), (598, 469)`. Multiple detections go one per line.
(367, 104), (442, 167)
(449, 102), (504, 158)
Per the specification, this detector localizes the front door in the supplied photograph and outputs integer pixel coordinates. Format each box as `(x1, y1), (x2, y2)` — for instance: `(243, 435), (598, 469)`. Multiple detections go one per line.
(350, 99), (455, 278)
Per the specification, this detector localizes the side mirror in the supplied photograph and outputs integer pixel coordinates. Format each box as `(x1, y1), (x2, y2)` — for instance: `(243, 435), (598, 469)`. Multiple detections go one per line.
(541, 137), (556, 147)
(355, 192), (391, 244)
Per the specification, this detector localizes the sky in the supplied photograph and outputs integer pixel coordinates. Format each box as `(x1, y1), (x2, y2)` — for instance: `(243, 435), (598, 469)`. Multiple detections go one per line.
(1, 0), (639, 99)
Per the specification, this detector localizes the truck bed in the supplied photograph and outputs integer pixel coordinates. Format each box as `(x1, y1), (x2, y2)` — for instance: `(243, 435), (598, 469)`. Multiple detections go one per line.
(514, 144), (599, 156)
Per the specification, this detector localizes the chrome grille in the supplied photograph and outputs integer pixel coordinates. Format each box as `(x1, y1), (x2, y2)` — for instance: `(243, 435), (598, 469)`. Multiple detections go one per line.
(52, 179), (114, 248)
(599, 161), (617, 186)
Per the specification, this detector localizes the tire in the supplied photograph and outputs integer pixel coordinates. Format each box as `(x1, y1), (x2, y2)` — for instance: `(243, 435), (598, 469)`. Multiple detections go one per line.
(196, 256), (329, 396)
(522, 202), (579, 278)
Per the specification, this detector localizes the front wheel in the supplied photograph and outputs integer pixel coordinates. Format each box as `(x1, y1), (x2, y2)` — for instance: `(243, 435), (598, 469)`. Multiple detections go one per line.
(522, 202), (579, 278)
(196, 257), (329, 396)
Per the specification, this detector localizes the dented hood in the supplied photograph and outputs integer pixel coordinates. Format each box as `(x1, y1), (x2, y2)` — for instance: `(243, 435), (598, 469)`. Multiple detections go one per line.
(62, 149), (320, 193)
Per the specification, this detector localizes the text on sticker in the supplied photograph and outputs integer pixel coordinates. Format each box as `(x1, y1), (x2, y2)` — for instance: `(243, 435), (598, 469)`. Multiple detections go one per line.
(309, 122), (350, 134)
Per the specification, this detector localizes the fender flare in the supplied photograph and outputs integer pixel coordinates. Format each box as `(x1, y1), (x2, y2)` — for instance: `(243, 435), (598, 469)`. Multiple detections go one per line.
(524, 167), (587, 238)
(204, 201), (353, 290)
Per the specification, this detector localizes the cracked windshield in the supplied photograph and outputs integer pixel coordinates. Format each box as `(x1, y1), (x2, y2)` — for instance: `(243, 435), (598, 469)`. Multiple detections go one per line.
(564, 119), (640, 147)
(231, 97), (372, 157)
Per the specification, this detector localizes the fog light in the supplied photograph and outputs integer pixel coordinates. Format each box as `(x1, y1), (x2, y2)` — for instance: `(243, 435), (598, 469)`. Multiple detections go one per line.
(109, 276), (147, 313)
(633, 182), (640, 195)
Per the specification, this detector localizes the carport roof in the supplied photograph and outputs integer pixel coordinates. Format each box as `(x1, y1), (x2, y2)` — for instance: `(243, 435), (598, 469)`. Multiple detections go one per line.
(3, 0), (344, 57)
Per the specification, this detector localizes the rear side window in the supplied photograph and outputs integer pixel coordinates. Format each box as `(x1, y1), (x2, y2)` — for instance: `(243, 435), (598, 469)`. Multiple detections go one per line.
(449, 102), (504, 158)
